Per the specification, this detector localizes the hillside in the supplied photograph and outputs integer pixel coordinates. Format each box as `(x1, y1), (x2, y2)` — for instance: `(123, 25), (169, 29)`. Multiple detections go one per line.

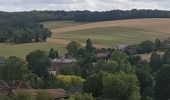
(46, 18), (170, 46)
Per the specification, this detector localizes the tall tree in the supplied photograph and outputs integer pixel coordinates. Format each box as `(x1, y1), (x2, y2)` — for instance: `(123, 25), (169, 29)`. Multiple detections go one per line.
(67, 41), (82, 56)
(150, 52), (162, 72)
(86, 39), (94, 52)
(155, 65), (170, 100)
(26, 50), (49, 78)
(103, 72), (141, 100)
(49, 48), (59, 59)
(0, 56), (29, 82)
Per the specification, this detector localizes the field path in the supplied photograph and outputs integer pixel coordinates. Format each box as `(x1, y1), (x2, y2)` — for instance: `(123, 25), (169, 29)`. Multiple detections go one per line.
(47, 18), (170, 47)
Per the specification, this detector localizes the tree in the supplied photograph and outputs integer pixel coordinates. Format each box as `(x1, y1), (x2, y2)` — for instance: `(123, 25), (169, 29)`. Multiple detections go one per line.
(150, 52), (162, 72)
(26, 50), (49, 78)
(128, 55), (142, 66)
(155, 38), (161, 50)
(111, 50), (128, 64)
(86, 39), (94, 52)
(155, 65), (170, 100)
(103, 72), (141, 100)
(135, 67), (154, 100)
(94, 60), (118, 73)
(139, 40), (155, 53)
(67, 41), (81, 56)
(59, 64), (81, 76)
(49, 48), (59, 59)
(162, 48), (170, 64)
(0, 56), (29, 82)
(83, 72), (108, 97)
(56, 75), (85, 90)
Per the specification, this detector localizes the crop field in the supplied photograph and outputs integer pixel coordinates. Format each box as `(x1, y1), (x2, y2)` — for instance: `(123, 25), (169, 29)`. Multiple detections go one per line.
(41, 21), (87, 29)
(48, 18), (170, 47)
(0, 42), (66, 58)
(1, 18), (170, 58)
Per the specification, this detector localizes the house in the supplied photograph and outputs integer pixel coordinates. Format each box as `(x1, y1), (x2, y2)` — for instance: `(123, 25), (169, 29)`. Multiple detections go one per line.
(114, 45), (128, 51)
(11, 89), (69, 100)
(0, 79), (9, 96)
(9, 80), (32, 89)
(49, 58), (77, 75)
(0, 57), (5, 64)
(0, 80), (69, 100)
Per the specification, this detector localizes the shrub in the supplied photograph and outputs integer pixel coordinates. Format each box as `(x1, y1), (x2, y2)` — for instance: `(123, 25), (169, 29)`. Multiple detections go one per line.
(69, 92), (93, 100)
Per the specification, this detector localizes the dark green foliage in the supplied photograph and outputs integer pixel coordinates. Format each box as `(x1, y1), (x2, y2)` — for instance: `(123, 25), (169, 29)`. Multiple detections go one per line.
(69, 93), (94, 100)
(86, 39), (94, 53)
(135, 67), (154, 100)
(83, 72), (108, 97)
(103, 72), (141, 100)
(67, 41), (81, 56)
(59, 64), (81, 76)
(155, 65), (170, 100)
(111, 50), (128, 64)
(128, 55), (142, 66)
(26, 50), (49, 78)
(0, 56), (29, 82)
(150, 52), (162, 72)
(162, 49), (170, 64)
(49, 48), (59, 59)
(137, 40), (155, 53)
(155, 39), (161, 50)
(94, 60), (118, 73)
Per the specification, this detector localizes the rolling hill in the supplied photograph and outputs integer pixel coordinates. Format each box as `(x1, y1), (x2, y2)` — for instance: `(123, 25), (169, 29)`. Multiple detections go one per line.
(46, 18), (170, 47)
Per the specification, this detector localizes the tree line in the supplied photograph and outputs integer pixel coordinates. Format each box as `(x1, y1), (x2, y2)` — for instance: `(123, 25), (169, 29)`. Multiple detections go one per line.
(1, 9), (170, 43)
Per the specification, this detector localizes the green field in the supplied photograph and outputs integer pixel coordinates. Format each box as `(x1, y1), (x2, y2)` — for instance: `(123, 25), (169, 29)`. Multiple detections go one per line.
(1, 19), (170, 58)
(0, 42), (67, 58)
(41, 21), (86, 29)
(56, 26), (169, 46)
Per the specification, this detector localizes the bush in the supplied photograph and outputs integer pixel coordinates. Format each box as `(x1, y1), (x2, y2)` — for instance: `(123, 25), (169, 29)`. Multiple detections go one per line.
(56, 75), (85, 90)
(83, 72), (108, 97)
(12, 91), (34, 100)
(36, 90), (53, 100)
(59, 64), (81, 76)
(69, 93), (94, 100)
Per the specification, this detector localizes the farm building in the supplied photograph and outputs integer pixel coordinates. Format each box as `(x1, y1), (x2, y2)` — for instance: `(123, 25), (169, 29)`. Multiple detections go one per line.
(49, 58), (77, 75)
(0, 80), (69, 100)
(114, 45), (128, 51)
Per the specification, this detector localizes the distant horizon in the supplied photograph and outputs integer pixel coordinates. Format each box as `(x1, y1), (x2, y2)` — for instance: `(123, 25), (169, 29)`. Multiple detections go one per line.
(0, 0), (170, 12)
(1, 8), (170, 13)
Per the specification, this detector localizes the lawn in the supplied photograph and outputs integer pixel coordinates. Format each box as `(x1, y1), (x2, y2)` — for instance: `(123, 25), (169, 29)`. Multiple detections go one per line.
(0, 42), (67, 59)
(41, 21), (87, 29)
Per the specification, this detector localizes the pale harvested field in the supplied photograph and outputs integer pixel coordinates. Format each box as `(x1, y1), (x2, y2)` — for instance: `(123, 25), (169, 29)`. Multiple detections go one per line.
(51, 18), (170, 36)
(44, 18), (170, 47)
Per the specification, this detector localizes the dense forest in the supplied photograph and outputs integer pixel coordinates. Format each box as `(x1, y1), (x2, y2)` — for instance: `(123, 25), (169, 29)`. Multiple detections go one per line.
(1, 9), (170, 43)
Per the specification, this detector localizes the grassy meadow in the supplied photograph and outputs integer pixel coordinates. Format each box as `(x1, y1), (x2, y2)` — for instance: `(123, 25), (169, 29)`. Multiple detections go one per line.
(0, 42), (67, 58)
(1, 18), (170, 58)
(56, 26), (169, 46)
